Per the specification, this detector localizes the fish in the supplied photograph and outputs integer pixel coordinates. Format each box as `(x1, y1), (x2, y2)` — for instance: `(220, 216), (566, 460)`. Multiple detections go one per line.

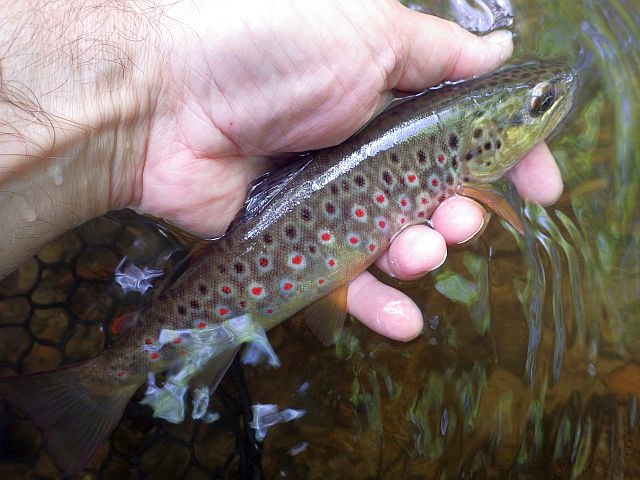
(0, 60), (577, 474)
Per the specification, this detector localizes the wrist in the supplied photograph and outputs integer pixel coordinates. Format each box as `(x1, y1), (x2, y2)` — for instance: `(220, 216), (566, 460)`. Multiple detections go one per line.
(0, 1), (163, 278)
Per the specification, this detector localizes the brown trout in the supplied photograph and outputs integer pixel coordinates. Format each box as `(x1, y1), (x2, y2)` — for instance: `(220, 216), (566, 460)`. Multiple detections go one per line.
(0, 61), (577, 474)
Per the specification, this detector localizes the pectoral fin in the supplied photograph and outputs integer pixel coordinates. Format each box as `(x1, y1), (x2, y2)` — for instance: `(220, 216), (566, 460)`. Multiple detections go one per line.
(304, 285), (348, 346)
(459, 184), (524, 234)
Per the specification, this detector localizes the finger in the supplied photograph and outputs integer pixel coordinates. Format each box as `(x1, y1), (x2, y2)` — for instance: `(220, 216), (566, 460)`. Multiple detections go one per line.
(348, 271), (423, 341)
(430, 196), (486, 245)
(391, 9), (514, 90)
(376, 225), (446, 280)
(508, 142), (563, 206)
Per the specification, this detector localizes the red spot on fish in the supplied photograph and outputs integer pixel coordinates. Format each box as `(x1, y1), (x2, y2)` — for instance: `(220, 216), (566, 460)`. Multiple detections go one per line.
(369, 244), (376, 252)
(291, 255), (302, 265)
(376, 194), (385, 203)
(318, 279), (326, 285)
(145, 338), (153, 345)
(408, 174), (416, 183)
(283, 282), (293, 291)
(432, 179), (439, 187)
(401, 198), (408, 207)
(240, 301), (246, 308)
(116, 371), (125, 377)
(221, 285), (231, 294)
(349, 236), (358, 244)
(321, 232), (331, 241)
(328, 259), (336, 267)
(150, 353), (159, 360)
(400, 217), (407, 224)
(378, 220), (386, 229)
(252, 286), (263, 296)
(173, 337), (182, 344)
(421, 197), (428, 205)
(438, 154), (445, 163)
(198, 322), (206, 329)
(439, 195), (446, 202)
(418, 212), (426, 218)
(219, 308), (229, 316)
(259, 257), (269, 267)
(355, 208), (365, 218)
(266, 308), (273, 314)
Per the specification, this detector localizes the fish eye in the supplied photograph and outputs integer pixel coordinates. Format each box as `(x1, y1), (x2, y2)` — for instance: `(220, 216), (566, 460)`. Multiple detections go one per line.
(528, 81), (556, 116)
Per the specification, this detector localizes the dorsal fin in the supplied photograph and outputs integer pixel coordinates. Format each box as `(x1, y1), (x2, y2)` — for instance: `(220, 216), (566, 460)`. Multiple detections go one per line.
(303, 286), (349, 346)
(226, 155), (314, 232)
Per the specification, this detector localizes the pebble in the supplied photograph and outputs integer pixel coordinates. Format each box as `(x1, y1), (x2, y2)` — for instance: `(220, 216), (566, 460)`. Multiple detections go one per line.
(29, 308), (69, 343)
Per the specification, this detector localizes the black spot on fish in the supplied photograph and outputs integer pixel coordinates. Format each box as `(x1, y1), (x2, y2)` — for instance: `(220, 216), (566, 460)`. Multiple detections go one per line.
(342, 180), (350, 193)
(390, 153), (399, 163)
(354, 175), (365, 187)
(382, 171), (393, 185)
(325, 202), (336, 214)
(465, 151), (473, 161)
(429, 135), (437, 144)
(300, 209), (312, 221)
(417, 150), (426, 163)
(308, 245), (317, 254)
(285, 225), (298, 239)
(484, 142), (492, 151)
(452, 158), (458, 169)
(178, 306), (186, 316)
(449, 134), (459, 150)
(330, 184), (339, 195)
(263, 234), (273, 244)
(218, 265), (226, 274)
(234, 262), (245, 274)
(496, 140), (502, 150)
(473, 128), (483, 138)
(190, 300), (200, 309)
(446, 174), (454, 185)
(199, 285), (207, 294)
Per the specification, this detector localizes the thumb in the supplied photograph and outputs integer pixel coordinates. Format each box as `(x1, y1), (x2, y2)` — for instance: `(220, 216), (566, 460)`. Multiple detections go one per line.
(391, 10), (514, 91)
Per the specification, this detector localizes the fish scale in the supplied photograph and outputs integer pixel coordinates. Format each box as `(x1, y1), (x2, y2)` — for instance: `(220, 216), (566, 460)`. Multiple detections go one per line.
(0, 60), (577, 475)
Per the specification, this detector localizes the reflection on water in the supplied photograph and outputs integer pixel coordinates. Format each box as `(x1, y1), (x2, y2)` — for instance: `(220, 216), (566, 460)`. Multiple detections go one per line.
(1, 0), (640, 478)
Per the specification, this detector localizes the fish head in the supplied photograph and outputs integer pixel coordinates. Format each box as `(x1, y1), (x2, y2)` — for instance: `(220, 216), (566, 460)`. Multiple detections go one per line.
(461, 61), (577, 183)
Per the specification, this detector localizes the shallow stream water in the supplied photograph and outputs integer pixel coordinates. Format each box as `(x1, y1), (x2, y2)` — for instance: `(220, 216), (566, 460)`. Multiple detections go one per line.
(1, 1), (639, 478)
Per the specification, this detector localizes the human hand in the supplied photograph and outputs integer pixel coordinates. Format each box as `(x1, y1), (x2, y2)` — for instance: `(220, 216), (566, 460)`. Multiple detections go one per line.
(119, 0), (563, 341)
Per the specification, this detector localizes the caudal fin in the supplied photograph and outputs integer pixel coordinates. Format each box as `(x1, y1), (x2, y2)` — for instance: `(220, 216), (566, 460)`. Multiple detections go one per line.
(0, 364), (139, 474)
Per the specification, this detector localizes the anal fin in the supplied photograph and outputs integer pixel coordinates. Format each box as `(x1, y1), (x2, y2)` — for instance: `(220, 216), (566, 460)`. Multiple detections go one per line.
(304, 285), (348, 346)
(0, 364), (139, 475)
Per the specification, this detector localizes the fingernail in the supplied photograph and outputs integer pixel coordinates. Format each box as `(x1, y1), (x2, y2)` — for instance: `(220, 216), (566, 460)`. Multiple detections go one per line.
(483, 29), (513, 44)
(456, 216), (487, 245)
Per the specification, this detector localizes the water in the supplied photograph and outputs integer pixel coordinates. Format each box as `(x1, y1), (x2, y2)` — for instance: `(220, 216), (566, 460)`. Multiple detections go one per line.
(1, 1), (639, 478)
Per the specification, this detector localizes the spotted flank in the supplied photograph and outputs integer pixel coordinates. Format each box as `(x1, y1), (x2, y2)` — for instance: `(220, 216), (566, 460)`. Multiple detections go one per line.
(0, 60), (577, 475)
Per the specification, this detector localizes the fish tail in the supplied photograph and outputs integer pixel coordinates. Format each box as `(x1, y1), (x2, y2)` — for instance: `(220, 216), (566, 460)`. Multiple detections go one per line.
(0, 363), (139, 474)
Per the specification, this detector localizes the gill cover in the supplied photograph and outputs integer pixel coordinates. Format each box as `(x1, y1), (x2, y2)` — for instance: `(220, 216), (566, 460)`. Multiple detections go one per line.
(461, 61), (577, 183)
